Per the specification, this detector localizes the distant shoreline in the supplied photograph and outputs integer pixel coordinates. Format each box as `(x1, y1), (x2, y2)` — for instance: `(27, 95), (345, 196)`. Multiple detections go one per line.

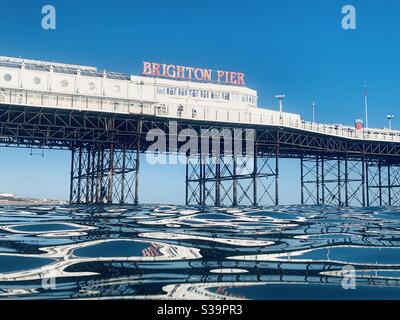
(0, 197), (67, 206)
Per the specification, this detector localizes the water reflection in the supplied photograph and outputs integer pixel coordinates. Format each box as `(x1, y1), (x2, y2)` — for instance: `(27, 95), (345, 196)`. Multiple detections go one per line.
(0, 205), (400, 299)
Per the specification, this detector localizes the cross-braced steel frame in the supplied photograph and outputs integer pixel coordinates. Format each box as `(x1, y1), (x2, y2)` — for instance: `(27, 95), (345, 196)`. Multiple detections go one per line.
(186, 145), (279, 206)
(70, 143), (139, 205)
(366, 161), (400, 206)
(3, 104), (400, 207)
(301, 155), (365, 206)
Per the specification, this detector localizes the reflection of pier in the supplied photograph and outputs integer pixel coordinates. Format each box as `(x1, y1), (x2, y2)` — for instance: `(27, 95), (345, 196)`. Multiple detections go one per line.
(68, 259), (400, 300)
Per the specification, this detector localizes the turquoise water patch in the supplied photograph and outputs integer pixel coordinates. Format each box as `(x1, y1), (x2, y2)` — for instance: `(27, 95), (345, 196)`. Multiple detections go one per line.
(12, 223), (82, 233)
(288, 246), (400, 264)
(1, 204), (400, 299)
(195, 213), (235, 220)
(208, 283), (400, 300)
(73, 240), (155, 258)
(0, 255), (55, 273)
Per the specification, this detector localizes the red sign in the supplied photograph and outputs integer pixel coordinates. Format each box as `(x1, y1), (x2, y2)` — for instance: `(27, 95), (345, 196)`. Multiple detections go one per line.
(142, 62), (245, 86)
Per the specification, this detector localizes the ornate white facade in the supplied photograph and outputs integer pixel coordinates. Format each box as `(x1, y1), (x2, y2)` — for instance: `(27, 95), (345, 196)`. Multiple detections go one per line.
(0, 55), (399, 143)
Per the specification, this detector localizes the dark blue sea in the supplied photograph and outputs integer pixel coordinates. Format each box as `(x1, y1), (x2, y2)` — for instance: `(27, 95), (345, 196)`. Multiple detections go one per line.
(1, 204), (400, 300)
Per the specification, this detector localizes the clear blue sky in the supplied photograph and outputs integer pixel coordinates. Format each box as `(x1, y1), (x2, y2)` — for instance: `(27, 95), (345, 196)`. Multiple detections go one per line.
(0, 0), (399, 204)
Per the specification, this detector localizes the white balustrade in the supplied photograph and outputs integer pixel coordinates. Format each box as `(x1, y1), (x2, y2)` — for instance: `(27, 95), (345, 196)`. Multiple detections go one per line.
(1, 87), (400, 143)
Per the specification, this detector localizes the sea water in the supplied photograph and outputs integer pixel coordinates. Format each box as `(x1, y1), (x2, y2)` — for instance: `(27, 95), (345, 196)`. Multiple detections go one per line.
(0, 204), (400, 300)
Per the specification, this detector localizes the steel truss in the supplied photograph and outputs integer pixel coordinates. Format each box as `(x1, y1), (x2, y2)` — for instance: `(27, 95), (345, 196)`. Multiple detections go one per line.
(3, 104), (400, 207)
(366, 161), (400, 206)
(70, 143), (139, 205)
(186, 146), (279, 206)
(301, 155), (365, 206)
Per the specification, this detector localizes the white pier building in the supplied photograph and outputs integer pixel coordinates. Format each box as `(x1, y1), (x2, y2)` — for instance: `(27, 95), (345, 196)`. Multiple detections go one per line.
(0, 56), (398, 142)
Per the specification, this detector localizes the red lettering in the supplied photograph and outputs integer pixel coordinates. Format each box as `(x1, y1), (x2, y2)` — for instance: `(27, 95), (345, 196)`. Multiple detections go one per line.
(143, 62), (245, 86)
(217, 70), (225, 82)
(194, 68), (203, 81)
(161, 64), (168, 77)
(187, 67), (195, 79)
(237, 73), (245, 85)
(142, 62), (152, 75)
(176, 66), (185, 78)
(152, 63), (161, 76)
(229, 72), (237, 84)
(203, 69), (212, 82)
(166, 65), (176, 77)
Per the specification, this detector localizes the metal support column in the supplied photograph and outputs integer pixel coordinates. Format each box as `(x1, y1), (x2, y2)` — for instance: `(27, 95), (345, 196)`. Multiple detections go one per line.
(135, 121), (141, 206)
(70, 143), (139, 205)
(316, 156), (320, 205)
(216, 156), (221, 206)
(275, 147), (279, 206)
(344, 156), (349, 207)
(69, 147), (75, 204)
(337, 157), (342, 206)
(185, 155), (189, 206)
(107, 144), (114, 204)
(233, 155), (238, 206)
(388, 164), (392, 206)
(300, 156), (304, 205)
(379, 161), (383, 206)
(362, 156), (366, 207)
(253, 144), (258, 206)
(366, 161), (370, 206)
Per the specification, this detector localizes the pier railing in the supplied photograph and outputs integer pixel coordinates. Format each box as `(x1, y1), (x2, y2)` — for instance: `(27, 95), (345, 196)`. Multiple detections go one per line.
(1, 87), (399, 143)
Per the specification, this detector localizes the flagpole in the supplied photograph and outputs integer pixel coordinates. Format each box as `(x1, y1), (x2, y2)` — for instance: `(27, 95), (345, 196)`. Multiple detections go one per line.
(364, 85), (369, 128)
(312, 101), (316, 123)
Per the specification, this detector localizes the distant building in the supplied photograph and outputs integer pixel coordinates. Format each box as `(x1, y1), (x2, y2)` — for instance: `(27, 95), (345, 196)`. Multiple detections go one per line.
(0, 193), (16, 198)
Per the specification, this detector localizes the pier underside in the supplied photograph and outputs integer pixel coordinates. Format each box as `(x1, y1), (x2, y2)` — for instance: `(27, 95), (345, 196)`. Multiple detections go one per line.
(70, 143), (140, 205)
(300, 155), (365, 207)
(2, 104), (400, 207)
(300, 156), (400, 207)
(185, 148), (279, 206)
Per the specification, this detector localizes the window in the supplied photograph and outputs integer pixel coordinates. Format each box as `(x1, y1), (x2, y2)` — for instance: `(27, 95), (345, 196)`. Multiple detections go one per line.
(178, 88), (187, 96)
(222, 92), (230, 101)
(241, 95), (253, 103)
(231, 93), (239, 102)
(166, 87), (176, 95)
(200, 90), (209, 98)
(211, 92), (220, 99)
(189, 89), (198, 97)
(157, 86), (166, 95)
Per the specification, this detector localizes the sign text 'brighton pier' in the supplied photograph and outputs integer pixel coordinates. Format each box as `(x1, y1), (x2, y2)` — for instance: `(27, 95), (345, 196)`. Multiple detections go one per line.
(142, 62), (245, 85)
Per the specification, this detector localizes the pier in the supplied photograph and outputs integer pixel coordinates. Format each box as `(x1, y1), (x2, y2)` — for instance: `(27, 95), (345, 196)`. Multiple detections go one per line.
(1, 56), (400, 207)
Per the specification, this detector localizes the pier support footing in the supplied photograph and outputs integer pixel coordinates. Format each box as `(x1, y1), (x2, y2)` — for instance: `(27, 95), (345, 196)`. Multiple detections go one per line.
(186, 149), (279, 207)
(366, 161), (400, 206)
(70, 143), (139, 205)
(300, 155), (365, 207)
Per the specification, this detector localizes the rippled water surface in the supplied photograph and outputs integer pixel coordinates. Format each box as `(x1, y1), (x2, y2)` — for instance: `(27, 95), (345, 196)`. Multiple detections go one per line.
(1, 204), (400, 300)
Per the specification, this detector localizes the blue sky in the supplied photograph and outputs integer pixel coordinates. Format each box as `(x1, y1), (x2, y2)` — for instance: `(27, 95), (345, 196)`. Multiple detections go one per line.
(0, 0), (399, 204)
